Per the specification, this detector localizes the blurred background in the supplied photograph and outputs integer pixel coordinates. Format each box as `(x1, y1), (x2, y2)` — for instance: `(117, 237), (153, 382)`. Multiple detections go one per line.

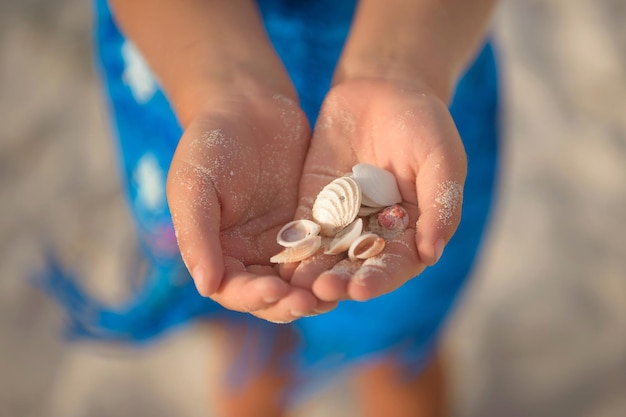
(1, 0), (625, 416)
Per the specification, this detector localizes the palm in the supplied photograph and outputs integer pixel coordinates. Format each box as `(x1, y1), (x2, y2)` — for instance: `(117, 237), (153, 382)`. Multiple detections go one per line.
(167, 93), (331, 322)
(288, 80), (468, 302)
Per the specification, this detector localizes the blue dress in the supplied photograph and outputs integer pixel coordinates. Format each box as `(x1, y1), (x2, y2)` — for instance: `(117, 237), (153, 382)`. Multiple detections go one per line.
(42, 0), (499, 391)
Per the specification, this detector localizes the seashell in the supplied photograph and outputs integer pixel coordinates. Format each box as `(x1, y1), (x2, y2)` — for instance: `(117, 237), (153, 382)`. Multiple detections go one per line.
(325, 218), (363, 255)
(276, 219), (320, 247)
(367, 204), (410, 239)
(351, 163), (402, 207)
(312, 176), (362, 237)
(348, 233), (385, 261)
(358, 205), (383, 217)
(270, 235), (322, 263)
(360, 194), (386, 208)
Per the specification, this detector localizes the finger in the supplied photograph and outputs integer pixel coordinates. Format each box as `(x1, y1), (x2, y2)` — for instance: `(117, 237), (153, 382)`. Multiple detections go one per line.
(288, 252), (344, 290)
(277, 262), (298, 282)
(414, 140), (467, 266)
(250, 287), (320, 323)
(278, 254), (342, 313)
(213, 259), (336, 321)
(347, 231), (427, 301)
(314, 299), (339, 314)
(311, 258), (359, 302)
(167, 159), (225, 296)
(210, 257), (290, 312)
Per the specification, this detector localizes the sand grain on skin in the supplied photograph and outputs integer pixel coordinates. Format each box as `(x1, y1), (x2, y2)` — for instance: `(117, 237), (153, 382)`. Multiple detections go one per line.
(435, 180), (462, 227)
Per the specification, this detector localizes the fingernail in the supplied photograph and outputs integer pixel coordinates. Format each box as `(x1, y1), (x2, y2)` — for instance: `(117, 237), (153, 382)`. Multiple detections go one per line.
(192, 265), (216, 296)
(263, 294), (282, 304)
(192, 265), (206, 284)
(434, 238), (446, 263)
(289, 310), (305, 318)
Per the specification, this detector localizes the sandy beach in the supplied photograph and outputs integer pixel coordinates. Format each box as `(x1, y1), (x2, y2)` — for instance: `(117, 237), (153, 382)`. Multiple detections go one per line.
(1, 0), (625, 416)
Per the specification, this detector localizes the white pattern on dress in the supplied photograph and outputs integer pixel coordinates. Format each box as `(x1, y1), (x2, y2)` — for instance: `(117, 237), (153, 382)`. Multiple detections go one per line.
(121, 41), (157, 103)
(134, 153), (166, 211)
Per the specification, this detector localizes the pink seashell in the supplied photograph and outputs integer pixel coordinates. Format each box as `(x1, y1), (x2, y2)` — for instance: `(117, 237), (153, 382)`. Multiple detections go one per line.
(367, 204), (409, 239)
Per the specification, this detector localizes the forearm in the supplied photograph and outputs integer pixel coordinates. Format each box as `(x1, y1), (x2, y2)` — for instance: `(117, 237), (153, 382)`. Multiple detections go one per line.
(335, 0), (497, 100)
(108, 0), (294, 126)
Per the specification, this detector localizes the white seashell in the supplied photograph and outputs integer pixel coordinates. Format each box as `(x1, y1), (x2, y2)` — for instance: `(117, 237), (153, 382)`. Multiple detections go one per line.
(270, 235), (322, 263)
(367, 204), (410, 239)
(276, 219), (321, 247)
(360, 194), (386, 208)
(348, 233), (385, 261)
(358, 205), (383, 217)
(325, 218), (363, 255)
(312, 176), (362, 237)
(351, 163), (402, 207)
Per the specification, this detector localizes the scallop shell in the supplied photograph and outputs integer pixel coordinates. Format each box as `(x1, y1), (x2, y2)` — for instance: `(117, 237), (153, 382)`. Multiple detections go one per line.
(312, 176), (362, 237)
(351, 163), (402, 207)
(270, 235), (322, 263)
(348, 233), (385, 261)
(325, 218), (363, 255)
(276, 219), (320, 247)
(367, 204), (410, 239)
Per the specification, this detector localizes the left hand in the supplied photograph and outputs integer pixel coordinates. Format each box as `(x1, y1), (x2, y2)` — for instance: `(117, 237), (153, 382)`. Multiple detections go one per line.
(282, 78), (468, 302)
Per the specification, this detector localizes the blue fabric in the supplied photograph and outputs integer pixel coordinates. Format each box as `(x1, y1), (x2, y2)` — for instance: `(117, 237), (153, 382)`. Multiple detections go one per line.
(257, 0), (356, 123)
(41, 0), (499, 381)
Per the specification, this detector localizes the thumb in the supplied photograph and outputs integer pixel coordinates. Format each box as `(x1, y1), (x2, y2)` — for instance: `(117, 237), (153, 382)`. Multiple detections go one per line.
(414, 141), (467, 266)
(167, 157), (225, 296)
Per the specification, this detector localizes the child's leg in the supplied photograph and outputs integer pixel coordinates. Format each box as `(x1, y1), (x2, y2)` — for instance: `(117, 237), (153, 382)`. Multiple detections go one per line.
(209, 320), (297, 417)
(351, 351), (447, 417)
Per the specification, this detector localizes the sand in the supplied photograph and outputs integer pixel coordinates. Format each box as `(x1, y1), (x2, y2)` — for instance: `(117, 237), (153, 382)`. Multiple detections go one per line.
(1, 0), (625, 416)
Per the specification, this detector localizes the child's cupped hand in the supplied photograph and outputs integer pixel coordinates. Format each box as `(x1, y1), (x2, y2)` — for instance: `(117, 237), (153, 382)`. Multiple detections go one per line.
(166, 78), (468, 321)
(283, 79), (468, 303)
(166, 92), (337, 323)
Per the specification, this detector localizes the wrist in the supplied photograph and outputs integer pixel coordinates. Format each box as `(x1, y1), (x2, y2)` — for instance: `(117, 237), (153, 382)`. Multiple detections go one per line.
(163, 20), (297, 126)
(170, 54), (296, 127)
(333, 24), (455, 101)
(109, 0), (296, 127)
(333, 57), (453, 102)
(334, 0), (496, 102)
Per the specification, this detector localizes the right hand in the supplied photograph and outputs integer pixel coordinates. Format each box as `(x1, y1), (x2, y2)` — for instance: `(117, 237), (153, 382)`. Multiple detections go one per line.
(167, 92), (337, 323)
